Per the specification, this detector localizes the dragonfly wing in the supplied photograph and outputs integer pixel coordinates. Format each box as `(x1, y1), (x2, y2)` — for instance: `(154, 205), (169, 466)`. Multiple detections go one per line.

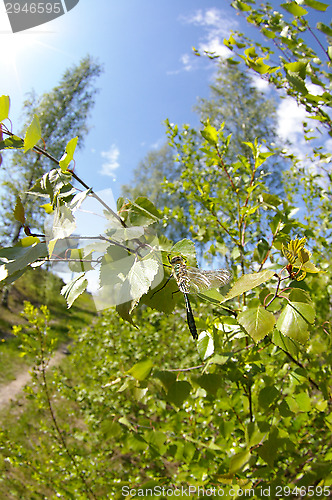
(187, 267), (232, 293)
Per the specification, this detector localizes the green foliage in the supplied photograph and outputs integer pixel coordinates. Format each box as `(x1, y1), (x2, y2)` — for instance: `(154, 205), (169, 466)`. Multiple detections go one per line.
(0, 304), (330, 497)
(226, 1), (332, 133)
(0, 266), (96, 386)
(0, 5), (332, 495)
(122, 62), (284, 246)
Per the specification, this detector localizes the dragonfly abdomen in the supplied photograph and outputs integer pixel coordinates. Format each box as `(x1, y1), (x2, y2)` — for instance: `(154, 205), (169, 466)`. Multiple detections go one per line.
(183, 292), (198, 340)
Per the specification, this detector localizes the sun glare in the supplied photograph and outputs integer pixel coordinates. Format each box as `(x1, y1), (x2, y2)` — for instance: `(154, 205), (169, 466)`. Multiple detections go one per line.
(0, 2), (68, 96)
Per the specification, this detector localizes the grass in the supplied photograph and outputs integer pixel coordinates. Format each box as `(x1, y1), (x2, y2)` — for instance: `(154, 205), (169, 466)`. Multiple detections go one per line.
(0, 267), (96, 386)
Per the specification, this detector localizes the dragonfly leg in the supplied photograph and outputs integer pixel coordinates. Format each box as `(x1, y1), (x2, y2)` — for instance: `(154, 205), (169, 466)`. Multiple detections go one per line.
(150, 275), (172, 298)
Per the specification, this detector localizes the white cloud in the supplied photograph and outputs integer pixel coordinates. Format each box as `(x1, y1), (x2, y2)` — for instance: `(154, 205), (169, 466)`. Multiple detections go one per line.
(181, 53), (193, 71)
(277, 98), (307, 143)
(183, 8), (237, 58)
(172, 8), (237, 73)
(99, 144), (120, 178)
(251, 74), (270, 92)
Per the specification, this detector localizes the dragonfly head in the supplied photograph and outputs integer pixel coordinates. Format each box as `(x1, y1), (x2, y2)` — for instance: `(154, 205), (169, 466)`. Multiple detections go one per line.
(168, 254), (186, 266)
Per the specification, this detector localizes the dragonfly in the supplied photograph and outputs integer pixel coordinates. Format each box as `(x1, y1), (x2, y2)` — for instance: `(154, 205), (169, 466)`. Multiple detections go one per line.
(166, 255), (232, 340)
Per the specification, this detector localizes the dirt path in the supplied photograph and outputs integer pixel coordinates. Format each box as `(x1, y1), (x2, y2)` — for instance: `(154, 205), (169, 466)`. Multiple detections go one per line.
(0, 350), (65, 409)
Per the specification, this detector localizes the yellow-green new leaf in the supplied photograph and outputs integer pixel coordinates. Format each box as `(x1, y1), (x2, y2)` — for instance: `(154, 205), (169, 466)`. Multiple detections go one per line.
(281, 2), (308, 16)
(24, 114), (42, 152)
(0, 95), (10, 122)
(201, 123), (218, 145)
(59, 136), (78, 171)
(127, 359), (154, 381)
(13, 196), (25, 225)
(40, 203), (54, 214)
(229, 450), (251, 474)
(222, 269), (275, 303)
(238, 306), (276, 342)
(303, 0), (328, 11)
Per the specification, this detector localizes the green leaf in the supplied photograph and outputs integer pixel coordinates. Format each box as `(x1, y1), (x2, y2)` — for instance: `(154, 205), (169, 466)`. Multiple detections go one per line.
(251, 58), (271, 75)
(0, 95), (10, 122)
(328, 46), (332, 61)
(197, 287), (230, 305)
(0, 241), (48, 284)
(262, 28), (276, 39)
(116, 300), (138, 327)
(253, 238), (270, 263)
(197, 330), (215, 360)
(59, 136), (78, 171)
(122, 197), (161, 226)
(276, 300), (315, 344)
(127, 359), (154, 381)
(100, 255), (159, 305)
(286, 71), (308, 95)
(47, 205), (76, 256)
(258, 385), (279, 409)
(154, 370), (177, 391)
(246, 422), (266, 448)
(201, 123), (218, 145)
(13, 197), (25, 225)
(68, 249), (94, 272)
(167, 381), (192, 407)
(238, 306), (276, 342)
(272, 329), (300, 357)
(101, 421), (123, 439)
(284, 61), (308, 79)
(0, 135), (24, 150)
(61, 273), (88, 308)
(257, 435), (278, 467)
(278, 399), (294, 417)
(18, 236), (41, 247)
(281, 2), (308, 16)
(143, 270), (178, 314)
(304, 0), (328, 10)
(233, 1), (251, 12)
(262, 192), (282, 208)
(294, 392), (312, 412)
(222, 269), (275, 303)
(40, 203), (53, 214)
(229, 450), (251, 473)
(316, 22), (332, 36)
(171, 239), (197, 265)
(29, 168), (73, 201)
(24, 114), (42, 152)
(146, 430), (167, 449)
(196, 373), (222, 396)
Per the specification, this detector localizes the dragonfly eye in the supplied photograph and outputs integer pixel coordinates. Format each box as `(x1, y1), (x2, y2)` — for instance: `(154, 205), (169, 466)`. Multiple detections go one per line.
(169, 255), (184, 265)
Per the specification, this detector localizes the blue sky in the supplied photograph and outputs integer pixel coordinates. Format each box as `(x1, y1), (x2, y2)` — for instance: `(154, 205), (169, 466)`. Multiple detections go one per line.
(0, 0), (244, 202)
(0, 0), (330, 205)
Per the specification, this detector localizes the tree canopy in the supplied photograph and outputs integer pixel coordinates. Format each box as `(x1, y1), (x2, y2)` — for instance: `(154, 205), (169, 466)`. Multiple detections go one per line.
(0, 55), (102, 245)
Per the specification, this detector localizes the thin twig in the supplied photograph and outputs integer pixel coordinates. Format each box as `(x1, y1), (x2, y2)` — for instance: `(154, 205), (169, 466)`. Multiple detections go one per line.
(167, 364), (205, 372)
(2, 129), (127, 228)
